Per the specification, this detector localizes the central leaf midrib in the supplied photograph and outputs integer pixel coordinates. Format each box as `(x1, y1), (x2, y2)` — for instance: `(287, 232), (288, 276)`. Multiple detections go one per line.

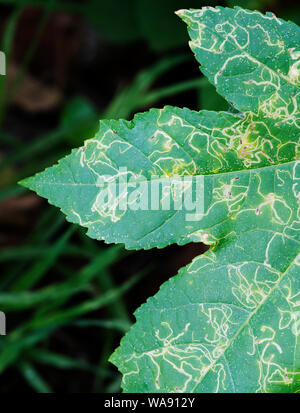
(24, 158), (297, 188)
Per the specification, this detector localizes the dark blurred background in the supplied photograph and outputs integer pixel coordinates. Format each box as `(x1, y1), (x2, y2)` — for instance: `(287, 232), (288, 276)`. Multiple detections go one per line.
(0, 0), (298, 393)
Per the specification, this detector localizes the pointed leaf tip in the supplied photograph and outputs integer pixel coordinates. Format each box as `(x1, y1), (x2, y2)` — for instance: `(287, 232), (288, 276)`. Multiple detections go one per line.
(175, 9), (185, 16)
(18, 176), (35, 190)
(18, 178), (30, 188)
(175, 9), (190, 24)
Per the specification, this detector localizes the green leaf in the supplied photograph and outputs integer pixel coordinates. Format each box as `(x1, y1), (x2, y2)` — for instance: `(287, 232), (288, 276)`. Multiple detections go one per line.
(177, 6), (300, 115)
(110, 231), (300, 392)
(20, 7), (300, 393)
(20, 106), (298, 250)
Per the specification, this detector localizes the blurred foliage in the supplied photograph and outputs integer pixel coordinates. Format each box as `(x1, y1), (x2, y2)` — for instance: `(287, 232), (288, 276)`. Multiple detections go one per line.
(86, 0), (140, 45)
(60, 96), (98, 146)
(136, 0), (195, 51)
(0, 0), (299, 393)
(86, 0), (300, 47)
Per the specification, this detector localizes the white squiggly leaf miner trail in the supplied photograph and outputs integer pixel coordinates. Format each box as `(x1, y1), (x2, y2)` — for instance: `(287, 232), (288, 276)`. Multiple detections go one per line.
(20, 7), (299, 392)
